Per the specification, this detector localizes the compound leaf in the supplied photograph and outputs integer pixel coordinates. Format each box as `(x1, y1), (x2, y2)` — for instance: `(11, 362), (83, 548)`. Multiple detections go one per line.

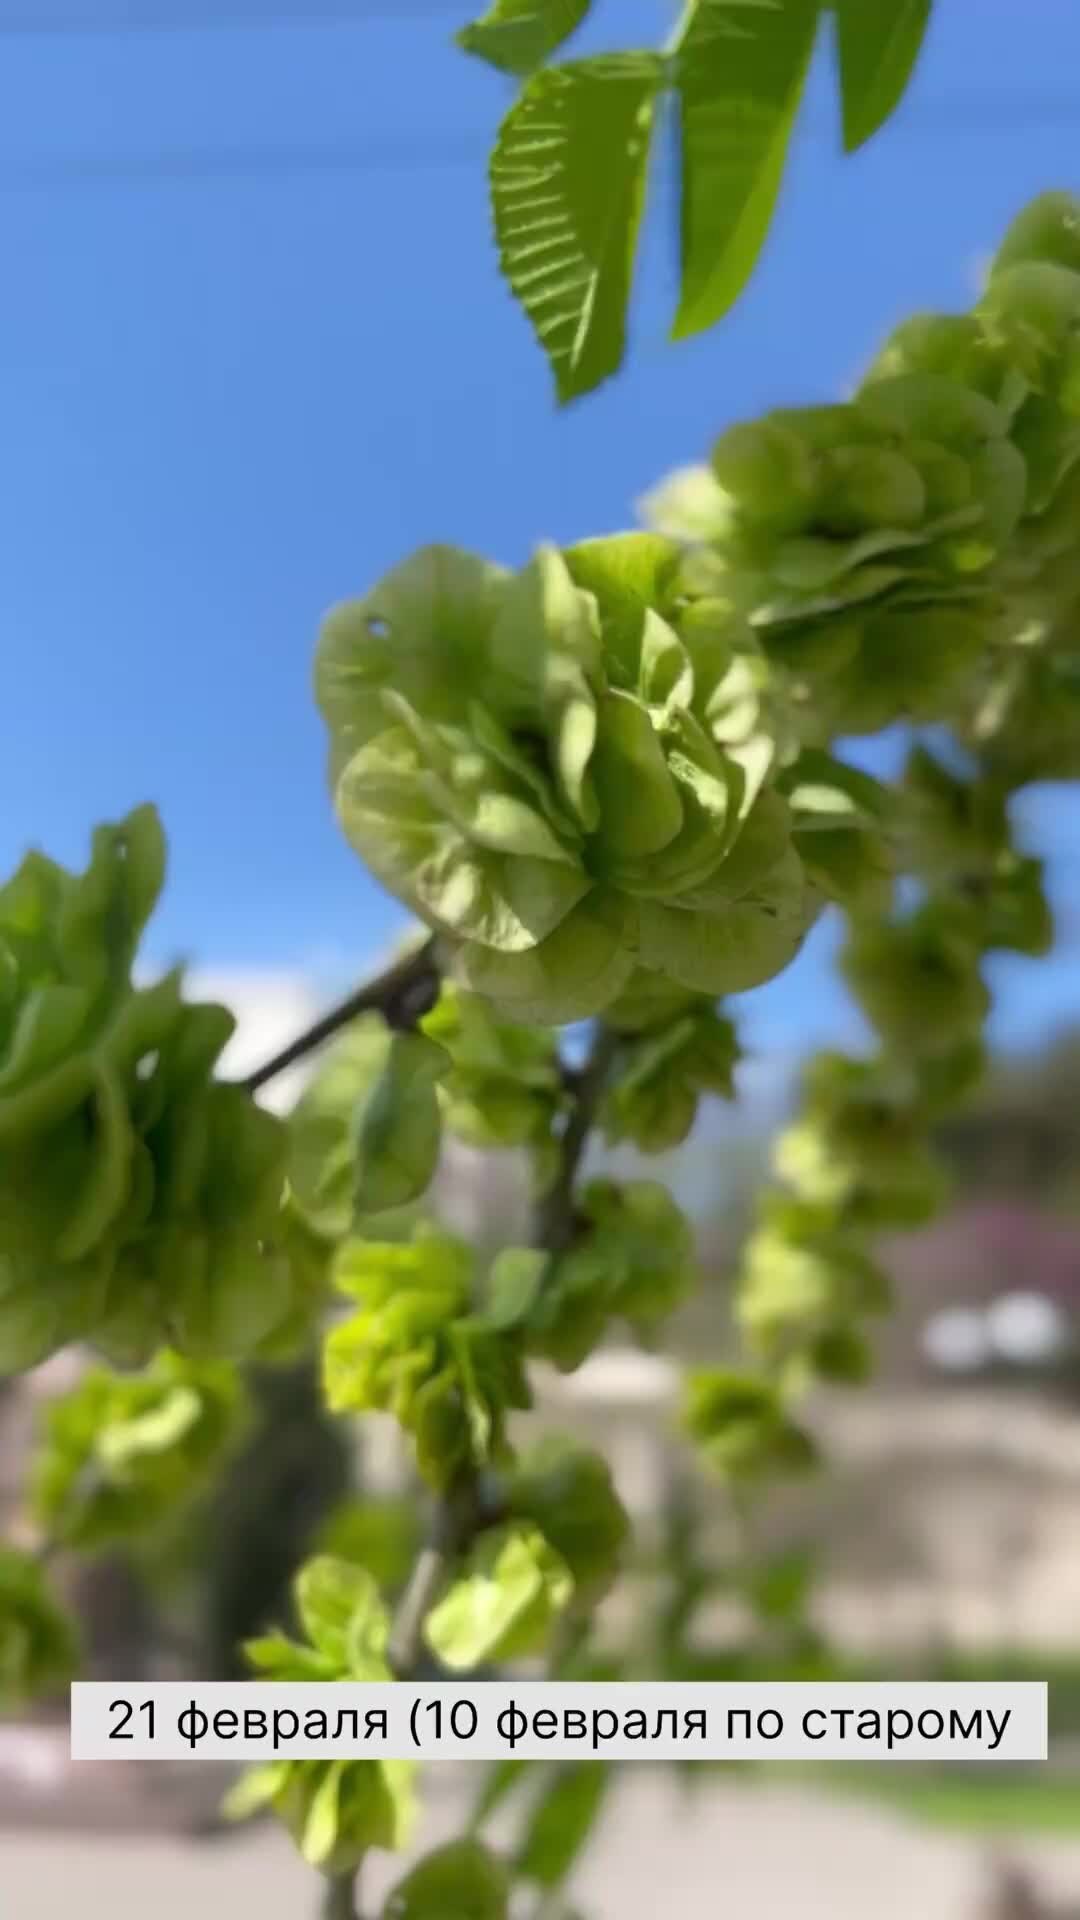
(673, 0), (821, 341)
(457, 0), (593, 76)
(834, 0), (933, 153)
(491, 53), (663, 403)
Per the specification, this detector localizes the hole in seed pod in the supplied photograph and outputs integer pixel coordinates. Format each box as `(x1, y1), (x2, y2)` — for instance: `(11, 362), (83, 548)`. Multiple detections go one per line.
(136, 1052), (160, 1081)
(366, 614), (390, 639)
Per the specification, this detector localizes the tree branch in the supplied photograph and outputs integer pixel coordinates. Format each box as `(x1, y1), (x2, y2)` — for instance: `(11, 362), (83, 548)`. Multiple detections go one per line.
(321, 1870), (359, 1920)
(534, 1021), (619, 1252)
(243, 935), (442, 1096)
(386, 1020), (618, 1675)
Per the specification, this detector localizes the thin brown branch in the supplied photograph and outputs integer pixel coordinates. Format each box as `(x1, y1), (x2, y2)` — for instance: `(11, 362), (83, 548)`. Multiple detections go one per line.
(534, 1021), (619, 1252)
(321, 1870), (359, 1920)
(386, 1021), (619, 1677)
(243, 935), (442, 1096)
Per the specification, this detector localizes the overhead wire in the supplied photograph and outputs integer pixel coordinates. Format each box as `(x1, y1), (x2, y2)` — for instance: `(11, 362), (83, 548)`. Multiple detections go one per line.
(0, 100), (1077, 195)
(0, 2), (465, 29)
(0, 136), (485, 189)
(0, 8), (1076, 192)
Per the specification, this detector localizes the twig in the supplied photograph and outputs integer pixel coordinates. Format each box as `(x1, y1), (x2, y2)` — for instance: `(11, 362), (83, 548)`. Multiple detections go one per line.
(386, 1020), (619, 1675)
(321, 1870), (359, 1920)
(243, 935), (442, 1095)
(388, 1542), (453, 1676)
(534, 1022), (619, 1252)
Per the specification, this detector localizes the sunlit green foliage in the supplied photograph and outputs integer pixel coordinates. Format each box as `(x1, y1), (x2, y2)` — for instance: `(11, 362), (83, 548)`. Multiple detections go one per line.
(8, 186), (1080, 1920)
(0, 809), (298, 1373)
(460, 0), (936, 398)
(225, 1558), (415, 1872)
(0, 1546), (79, 1707)
(30, 1351), (245, 1551)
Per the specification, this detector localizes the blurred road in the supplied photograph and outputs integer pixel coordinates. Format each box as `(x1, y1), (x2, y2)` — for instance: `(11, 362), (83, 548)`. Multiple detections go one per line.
(7, 1775), (1080, 1920)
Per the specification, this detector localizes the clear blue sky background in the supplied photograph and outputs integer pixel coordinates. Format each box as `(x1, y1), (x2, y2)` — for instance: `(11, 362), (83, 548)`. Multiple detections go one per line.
(2, 0), (1079, 1065)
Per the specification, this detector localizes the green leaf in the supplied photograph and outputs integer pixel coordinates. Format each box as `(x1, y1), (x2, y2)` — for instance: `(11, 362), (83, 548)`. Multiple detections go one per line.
(834, 0), (933, 153)
(294, 1556), (390, 1671)
(221, 1760), (292, 1822)
(0, 1547), (80, 1707)
(95, 1385), (201, 1468)
(684, 1369), (818, 1480)
(490, 53), (663, 403)
(317, 1498), (423, 1597)
(301, 1759), (345, 1867)
(516, 1762), (613, 1889)
(240, 1632), (336, 1681)
(777, 750), (891, 830)
(424, 1521), (573, 1671)
(991, 192), (1080, 279)
(483, 1247), (550, 1330)
(508, 1437), (629, 1602)
(29, 1352), (245, 1551)
(353, 1029), (450, 1216)
(673, 0), (821, 341)
(745, 1547), (816, 1623)
(383, 1839), (510, 1920)
(457, 0), (592, 76)
(286, 1001), (437, 1245)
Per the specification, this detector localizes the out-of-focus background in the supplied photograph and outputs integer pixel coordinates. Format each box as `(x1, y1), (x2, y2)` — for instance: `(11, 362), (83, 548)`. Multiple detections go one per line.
(5, 2), (1080, 1915)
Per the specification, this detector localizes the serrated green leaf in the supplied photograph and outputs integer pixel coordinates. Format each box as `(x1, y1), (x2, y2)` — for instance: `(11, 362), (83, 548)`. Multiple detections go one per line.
(457, 0), (592, 76)
(491, 53), (663, 403)
(834, 0), (933, 153)
(673, 0), (820, 341)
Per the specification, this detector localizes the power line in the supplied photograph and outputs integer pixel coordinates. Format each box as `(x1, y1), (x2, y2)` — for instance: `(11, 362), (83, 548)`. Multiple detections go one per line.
(0, 135), (484, 188)
(0, 99), (1078, 195)
(0, 1), (461, 30)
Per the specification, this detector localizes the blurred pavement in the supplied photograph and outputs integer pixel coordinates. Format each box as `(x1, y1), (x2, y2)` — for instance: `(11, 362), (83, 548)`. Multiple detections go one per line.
(7, 1773), (1080, 1920)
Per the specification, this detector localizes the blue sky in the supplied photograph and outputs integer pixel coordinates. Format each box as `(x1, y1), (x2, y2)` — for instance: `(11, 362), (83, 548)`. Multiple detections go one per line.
(2, 0), (1079, 1067)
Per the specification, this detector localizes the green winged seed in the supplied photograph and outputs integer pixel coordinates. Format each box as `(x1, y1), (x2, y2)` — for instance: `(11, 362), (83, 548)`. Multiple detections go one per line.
(383, 1838), (510, 1920)
(352, 1029), (450, 1216)
(424, 1521), (573, 1671)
